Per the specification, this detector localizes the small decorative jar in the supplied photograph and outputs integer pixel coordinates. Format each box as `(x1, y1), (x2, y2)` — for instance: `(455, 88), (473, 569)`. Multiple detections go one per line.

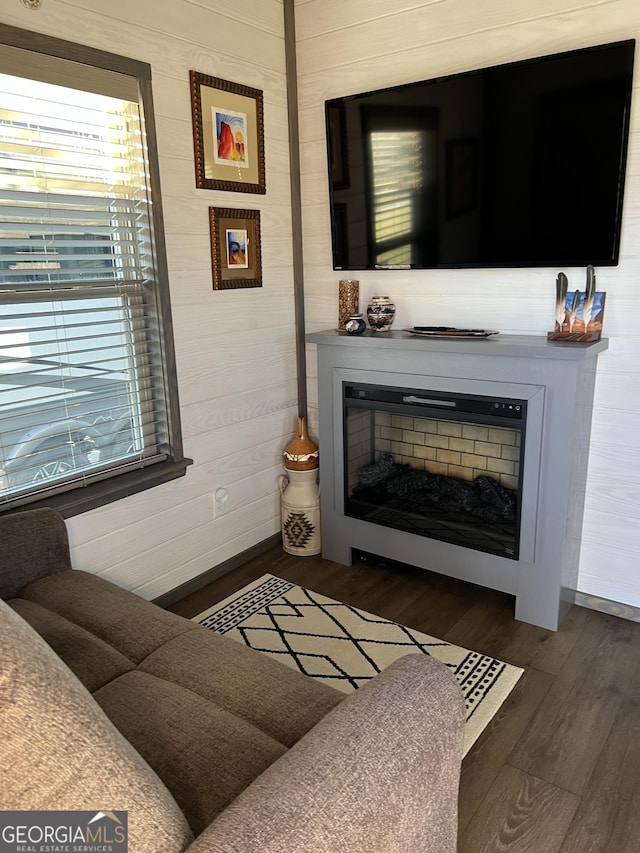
(345, 313), (367, 335)
(366, 296), (396, 332)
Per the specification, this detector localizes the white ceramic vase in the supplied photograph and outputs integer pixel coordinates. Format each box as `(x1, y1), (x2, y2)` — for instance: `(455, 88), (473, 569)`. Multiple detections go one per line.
(279, 469), (321, 556)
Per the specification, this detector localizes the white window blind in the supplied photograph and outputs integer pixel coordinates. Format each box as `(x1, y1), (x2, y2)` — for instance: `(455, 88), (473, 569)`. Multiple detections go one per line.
(369, 128), (436, 267)
(0, 62), (171, 506)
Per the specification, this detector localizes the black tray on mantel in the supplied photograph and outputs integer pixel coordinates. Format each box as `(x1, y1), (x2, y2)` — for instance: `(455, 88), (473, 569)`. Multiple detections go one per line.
(403, 327), (499, 338)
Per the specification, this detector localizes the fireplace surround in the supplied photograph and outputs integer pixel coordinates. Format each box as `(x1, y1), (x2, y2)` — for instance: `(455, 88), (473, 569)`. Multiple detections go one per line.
(308, 330), (608, 630)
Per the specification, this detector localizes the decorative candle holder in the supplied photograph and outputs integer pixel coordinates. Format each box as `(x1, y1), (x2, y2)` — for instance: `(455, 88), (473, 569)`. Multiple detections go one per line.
(338, 279), (359, 329)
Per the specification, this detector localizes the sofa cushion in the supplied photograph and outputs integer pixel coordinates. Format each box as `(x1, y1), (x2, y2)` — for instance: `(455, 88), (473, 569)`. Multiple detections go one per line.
(7, 598), (135, 692)
(20, 569), (198, 662)
(94, 670), (287, 835)
(0, 507), (71, 598)
(188, 654), (465, 853)
(140, 627), (343, 747)
(0, 598), (193, 853)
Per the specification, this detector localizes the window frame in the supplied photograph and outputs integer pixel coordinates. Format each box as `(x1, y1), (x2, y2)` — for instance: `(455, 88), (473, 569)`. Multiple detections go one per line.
(0, 23), (191, 518)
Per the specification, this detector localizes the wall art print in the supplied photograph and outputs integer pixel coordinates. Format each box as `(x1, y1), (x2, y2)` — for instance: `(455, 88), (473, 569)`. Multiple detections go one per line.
(209, 207), (262, 290)
(190, 71), (265, 194)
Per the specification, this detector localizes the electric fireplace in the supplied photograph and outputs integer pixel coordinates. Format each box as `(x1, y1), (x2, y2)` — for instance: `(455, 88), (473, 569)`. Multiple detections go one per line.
(343, 383), (525, 559)
(308, 329), (608, 630)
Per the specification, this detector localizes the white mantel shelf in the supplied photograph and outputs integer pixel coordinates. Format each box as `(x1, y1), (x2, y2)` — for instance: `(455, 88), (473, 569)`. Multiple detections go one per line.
(307, 329), (609, 361)
(308, 329), (609, 631)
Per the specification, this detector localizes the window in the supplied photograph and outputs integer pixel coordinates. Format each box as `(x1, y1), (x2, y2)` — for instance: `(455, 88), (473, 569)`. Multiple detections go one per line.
(0, 24), (190, 516)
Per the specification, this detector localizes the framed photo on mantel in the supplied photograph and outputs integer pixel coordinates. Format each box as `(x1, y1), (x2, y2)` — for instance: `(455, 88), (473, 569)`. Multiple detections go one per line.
(547, 267), (606, 342)
(190, 71), (266, 194)
(547, 291), (606, 342)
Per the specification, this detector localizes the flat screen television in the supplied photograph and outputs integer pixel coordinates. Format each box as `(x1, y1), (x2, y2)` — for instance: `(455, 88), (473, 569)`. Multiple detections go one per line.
(325, 40), (635, 270)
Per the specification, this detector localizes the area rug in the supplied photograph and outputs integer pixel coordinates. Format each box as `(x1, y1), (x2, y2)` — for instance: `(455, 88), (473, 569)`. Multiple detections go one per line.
(193, 573), (523, 755)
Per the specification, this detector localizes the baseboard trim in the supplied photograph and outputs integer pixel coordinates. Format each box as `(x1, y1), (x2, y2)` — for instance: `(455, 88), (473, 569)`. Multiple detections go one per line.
(575, 591), (640, 624)
(153, 533), (282, 608)
(153, 539), (640, 624)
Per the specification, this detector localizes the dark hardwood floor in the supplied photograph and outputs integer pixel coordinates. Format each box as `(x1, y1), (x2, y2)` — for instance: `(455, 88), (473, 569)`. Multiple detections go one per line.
(168, 547), (640, 853)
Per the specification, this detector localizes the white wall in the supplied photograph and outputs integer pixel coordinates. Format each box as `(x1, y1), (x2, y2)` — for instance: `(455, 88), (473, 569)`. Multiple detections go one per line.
(3, 0), (639, 611)
(295, 0), (640, 607)
(0, 0), (296, 598)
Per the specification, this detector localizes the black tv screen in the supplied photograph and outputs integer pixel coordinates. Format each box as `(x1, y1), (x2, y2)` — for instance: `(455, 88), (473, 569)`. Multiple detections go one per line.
(325, 40), (635, 270)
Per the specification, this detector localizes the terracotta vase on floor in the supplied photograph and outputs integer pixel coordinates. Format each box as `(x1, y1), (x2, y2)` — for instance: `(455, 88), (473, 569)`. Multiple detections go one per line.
(283, 417), (319, 471)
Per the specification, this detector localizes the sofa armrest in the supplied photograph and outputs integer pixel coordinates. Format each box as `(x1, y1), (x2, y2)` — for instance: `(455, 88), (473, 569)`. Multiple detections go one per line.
(0, 508), (72, 599)
(187, 653), (465, 853)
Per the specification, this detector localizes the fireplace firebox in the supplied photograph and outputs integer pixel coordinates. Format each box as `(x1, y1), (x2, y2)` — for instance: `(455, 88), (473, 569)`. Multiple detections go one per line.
(308, 329), (608, 630)
(343, 383), (526, 559)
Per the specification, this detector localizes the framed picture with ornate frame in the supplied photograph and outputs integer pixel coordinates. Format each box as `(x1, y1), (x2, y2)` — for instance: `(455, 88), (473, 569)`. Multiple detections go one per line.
(209, 207), (262, 290)
(190, 71), (266, 194)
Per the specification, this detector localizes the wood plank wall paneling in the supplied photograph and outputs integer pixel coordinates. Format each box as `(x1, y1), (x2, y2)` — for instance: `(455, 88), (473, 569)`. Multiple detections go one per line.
(0, 0), (296, 597)
(4, 0), (640, 612)
(295, 0), (640, 609)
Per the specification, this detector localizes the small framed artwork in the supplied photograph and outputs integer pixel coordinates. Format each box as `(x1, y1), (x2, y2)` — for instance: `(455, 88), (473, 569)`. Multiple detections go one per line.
(445, 138), (478, 218)
(209, 207), (262, 290)
(548, 291), (607, 341)
(547, 266), (605, 342)
(190, 71), (266, 194)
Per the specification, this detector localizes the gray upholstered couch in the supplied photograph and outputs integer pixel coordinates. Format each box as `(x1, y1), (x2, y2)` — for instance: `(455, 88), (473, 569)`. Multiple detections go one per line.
(0, 508), (465, 852)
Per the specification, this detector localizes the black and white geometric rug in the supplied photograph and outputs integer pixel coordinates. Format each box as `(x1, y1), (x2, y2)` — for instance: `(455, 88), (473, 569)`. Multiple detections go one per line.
(193, 573), (523, 755)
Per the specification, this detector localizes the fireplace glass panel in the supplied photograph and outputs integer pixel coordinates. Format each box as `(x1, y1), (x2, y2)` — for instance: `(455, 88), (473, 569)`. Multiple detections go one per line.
(344, 384), (525, 559)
